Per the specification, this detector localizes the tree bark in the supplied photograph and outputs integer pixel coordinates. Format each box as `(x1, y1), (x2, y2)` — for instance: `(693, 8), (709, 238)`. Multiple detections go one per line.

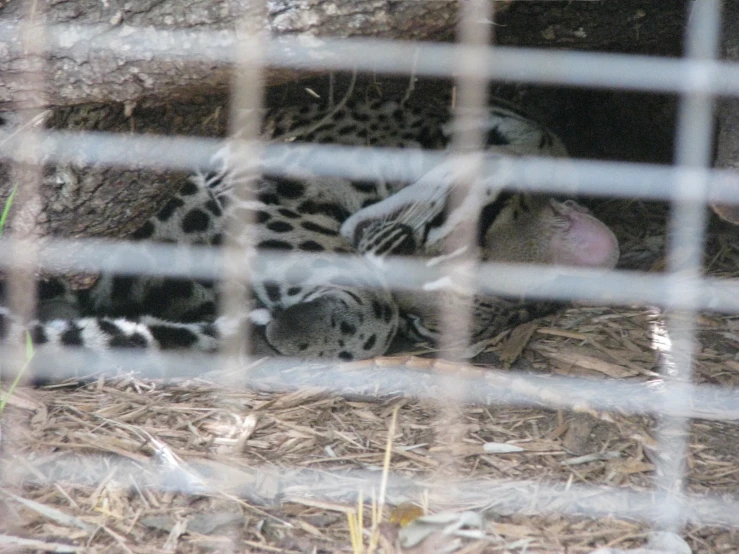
(0, 98), (228, 240)
(0, 0), (458, 110)
(0, 0), (688, 110)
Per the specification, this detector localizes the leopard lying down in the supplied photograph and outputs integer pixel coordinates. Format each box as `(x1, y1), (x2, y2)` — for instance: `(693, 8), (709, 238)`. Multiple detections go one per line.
(0, 98), (619, 365)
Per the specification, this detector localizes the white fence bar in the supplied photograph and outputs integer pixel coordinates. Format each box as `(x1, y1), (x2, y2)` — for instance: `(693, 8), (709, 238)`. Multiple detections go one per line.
(2, 133), (739, 204)
(0, 238), (737, 312)
(653, 0), (723, 533)
(3, 348), (739, 422)
(2, 22), (739, 95)
(6, 457), (739, 528)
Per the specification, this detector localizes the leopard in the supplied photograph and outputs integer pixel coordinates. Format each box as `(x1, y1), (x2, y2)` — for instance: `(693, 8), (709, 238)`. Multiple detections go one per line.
(0, 96), (620, 367)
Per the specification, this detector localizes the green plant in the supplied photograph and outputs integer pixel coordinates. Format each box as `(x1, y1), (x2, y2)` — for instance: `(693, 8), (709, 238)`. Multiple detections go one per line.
(0, 183), (17, 237)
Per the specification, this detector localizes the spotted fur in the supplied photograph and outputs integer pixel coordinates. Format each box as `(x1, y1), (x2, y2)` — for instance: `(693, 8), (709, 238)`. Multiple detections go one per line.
(0, 97), (618, 365)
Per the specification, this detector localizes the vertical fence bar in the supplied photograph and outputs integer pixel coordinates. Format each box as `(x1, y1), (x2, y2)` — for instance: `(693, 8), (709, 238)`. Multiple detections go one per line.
(429, 0), (494, 494)
(655, 0), (722, 534)
(219, 4), (267, 385)
(4, 11), (48, 378)
(0, 0), (49, 534)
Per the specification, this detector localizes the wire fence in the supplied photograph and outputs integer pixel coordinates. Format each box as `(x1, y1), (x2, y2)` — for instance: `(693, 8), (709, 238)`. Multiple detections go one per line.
(0, 0), (737, 550)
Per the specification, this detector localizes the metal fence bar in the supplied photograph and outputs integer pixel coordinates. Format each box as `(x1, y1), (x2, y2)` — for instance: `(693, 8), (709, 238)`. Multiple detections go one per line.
(7, 457), (739, 529)
(4, 22), (739, 95)
(655, 0), (722, 533)
(2, 134), (739, 204)
(5, 348), (739, 422)
(219, 6), (267, 387)
(0, 1), (49, 533)
(1, 238), (737, 312)
(431, 0), (495, 510)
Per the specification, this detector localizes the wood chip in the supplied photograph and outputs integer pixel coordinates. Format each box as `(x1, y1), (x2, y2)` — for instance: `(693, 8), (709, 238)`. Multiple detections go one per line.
(496, 320), (540, 366)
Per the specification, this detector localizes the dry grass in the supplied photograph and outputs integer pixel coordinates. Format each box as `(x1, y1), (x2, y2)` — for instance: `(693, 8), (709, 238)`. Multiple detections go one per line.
(1, 202), (738, 553)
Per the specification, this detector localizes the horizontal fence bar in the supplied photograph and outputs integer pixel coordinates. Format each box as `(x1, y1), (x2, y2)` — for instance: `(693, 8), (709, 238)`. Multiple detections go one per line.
(0, 129), (223, 173)
(2, 22), (739, 95)
(0, 238), (736, 313)
(7, 456), (739, 528)
(2, 131), (739, 203)
(4, 348), (739, 422)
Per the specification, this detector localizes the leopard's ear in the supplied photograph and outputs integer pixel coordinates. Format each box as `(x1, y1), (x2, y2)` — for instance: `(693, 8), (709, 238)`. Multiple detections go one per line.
(340, 155), (511, 256)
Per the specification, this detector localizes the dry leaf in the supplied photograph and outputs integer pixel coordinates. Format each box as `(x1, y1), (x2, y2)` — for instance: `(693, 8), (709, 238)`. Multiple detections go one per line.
(538, 347), (640, 378)
(389, 502), (425, 526)
(496, 321), (540, 366)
